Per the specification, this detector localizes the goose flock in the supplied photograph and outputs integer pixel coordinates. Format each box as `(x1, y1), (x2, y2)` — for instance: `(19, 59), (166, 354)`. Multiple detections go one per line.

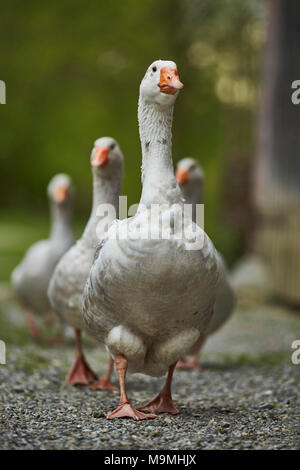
(11, 60), (235, 420)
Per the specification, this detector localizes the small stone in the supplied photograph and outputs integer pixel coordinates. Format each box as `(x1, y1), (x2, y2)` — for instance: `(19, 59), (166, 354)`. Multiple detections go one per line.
(259, 403), (274, 410)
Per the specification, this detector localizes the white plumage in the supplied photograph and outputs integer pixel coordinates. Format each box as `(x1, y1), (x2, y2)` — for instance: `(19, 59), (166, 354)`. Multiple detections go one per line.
(11, 174), (74, 339)
(83, 60), (220, 419)
(48, 137), (123, 387)
(176, 157), (236, 369)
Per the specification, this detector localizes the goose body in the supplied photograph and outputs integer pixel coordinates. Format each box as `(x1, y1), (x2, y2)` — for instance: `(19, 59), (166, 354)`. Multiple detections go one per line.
(48, 239), (96, 330)
(12, 174), (74, 336)
(83, 60), (220, 419)
(12, 238), (73, 315)
(48, 137), (123, 387)
(84, 212), (218, 377)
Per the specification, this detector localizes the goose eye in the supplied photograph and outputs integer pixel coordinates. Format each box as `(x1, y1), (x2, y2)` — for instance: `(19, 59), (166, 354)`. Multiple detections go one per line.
(110, 143), (115, 150)
(152, 66), (157, 72)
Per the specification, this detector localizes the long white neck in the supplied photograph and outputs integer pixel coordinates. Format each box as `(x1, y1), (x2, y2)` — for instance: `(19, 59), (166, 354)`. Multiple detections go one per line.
(82, 167), (122, 246)
(138, 97), (182, 208)
(50, 202), (73, 244)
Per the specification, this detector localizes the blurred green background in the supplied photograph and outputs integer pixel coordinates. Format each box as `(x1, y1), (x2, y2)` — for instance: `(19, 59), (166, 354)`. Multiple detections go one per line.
(0, 0), (265, 283)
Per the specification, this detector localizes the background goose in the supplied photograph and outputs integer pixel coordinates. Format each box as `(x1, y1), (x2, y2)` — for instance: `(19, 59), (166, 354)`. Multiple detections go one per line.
(175, 158), (236, 369)
(48, 137), (123, 389)
(83, 60), (220, 420)
(11, 174), (74, 342)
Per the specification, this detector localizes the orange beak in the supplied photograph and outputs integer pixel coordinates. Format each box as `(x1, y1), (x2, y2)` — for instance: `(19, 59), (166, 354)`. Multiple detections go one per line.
(92, 146), (109, 167)
(176, 168), (189, 185)
(158, 67), (184, 95)
(54, 185), (68, 203)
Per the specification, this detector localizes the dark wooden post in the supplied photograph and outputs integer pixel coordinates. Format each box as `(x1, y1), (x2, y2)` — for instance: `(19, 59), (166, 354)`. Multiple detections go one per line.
(254, 0), (300, 305)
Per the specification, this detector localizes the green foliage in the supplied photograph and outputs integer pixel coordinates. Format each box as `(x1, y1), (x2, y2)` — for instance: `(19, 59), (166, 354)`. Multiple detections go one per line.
(0, 0), (264, 280)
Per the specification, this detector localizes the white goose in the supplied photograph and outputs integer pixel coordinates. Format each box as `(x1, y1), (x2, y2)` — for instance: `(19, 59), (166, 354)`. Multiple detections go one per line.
(11, 174), (74, 342)
(175, 158), (236, 369)
(83, 61), (220, 420)
(48, 137), (123, 389)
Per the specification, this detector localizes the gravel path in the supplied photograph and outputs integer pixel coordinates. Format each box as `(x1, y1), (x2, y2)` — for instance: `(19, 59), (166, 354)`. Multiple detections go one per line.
(0, 295), (299, 450)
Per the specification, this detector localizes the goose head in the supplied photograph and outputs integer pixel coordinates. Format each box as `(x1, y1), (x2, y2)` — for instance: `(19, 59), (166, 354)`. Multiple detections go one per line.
(47, 173), (73, 205)
(176, 158), (204, 186)
(91, 136), (123, 178)
(176, 158), (204, 204)
(140, 60), (184, 107)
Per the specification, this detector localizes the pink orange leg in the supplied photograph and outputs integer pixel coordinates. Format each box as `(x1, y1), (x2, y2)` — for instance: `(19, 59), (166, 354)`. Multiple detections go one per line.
(89, 357), (118, 391)
(25, 311), (43, 342)
(66, 329), (98, 386)
(176, 334), (206, 371)
(176, 356), (202, 371)
(107, 354), (156, 420)
(25, 311), (65, 345)
(47, 334), (66, 346)
(138, 362), (179, 415)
